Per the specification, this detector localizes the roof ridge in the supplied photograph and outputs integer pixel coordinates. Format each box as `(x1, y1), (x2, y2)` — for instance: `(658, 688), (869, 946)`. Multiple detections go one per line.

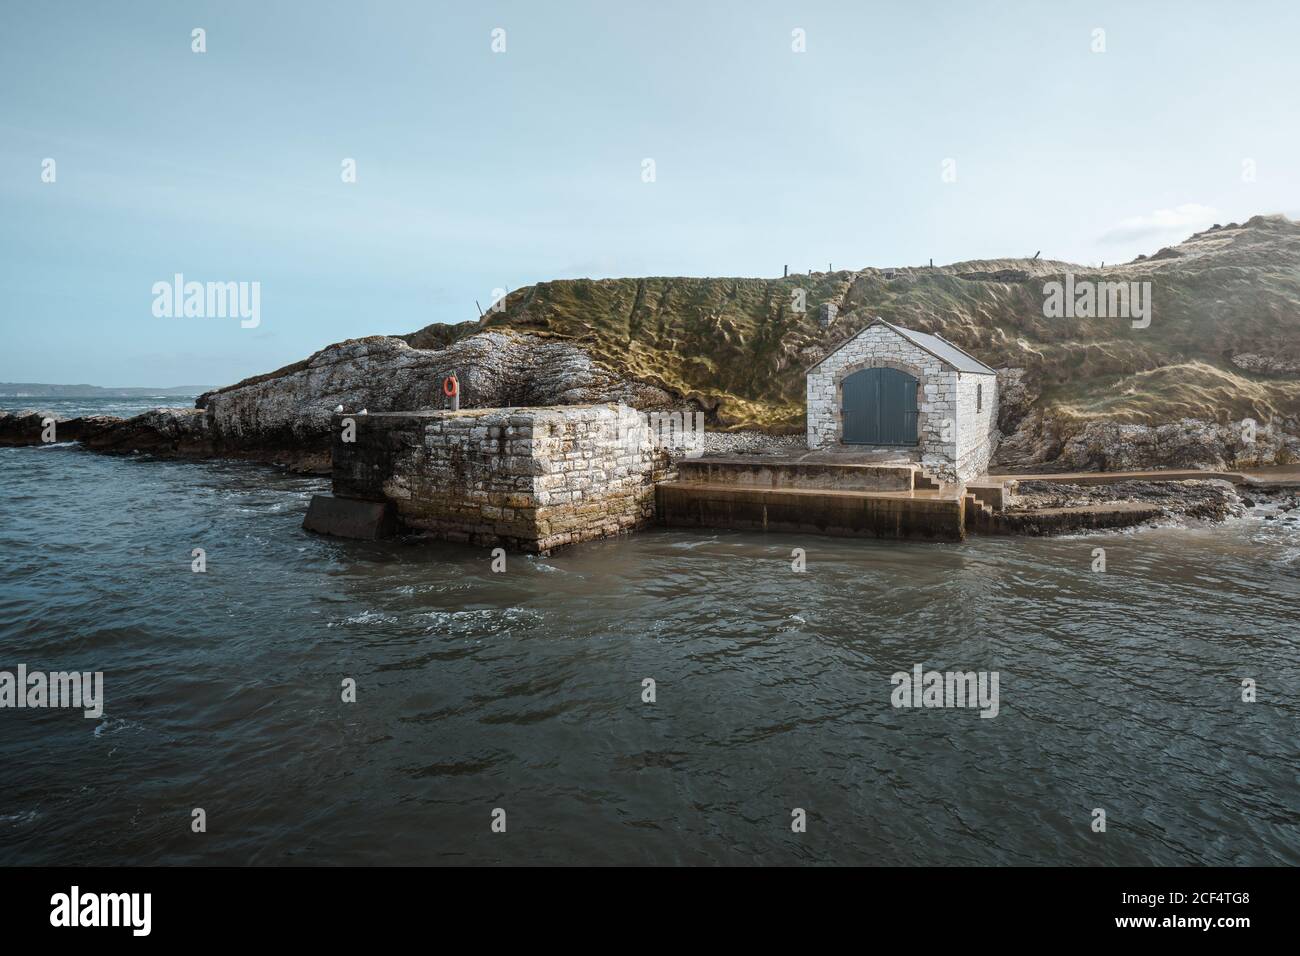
(892, 325), (997, 374)
(805, 317), (996, 375)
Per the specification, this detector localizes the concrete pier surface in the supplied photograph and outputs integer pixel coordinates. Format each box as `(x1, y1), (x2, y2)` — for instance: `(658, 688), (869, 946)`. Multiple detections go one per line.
(658, 480), (967, 541)
(656, 455), (1272, 542)
(659, 457), (969, 540)
(674, 456), (928, 492)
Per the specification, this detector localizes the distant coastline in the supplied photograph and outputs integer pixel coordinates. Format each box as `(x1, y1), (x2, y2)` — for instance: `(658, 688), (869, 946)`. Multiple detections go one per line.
(0, 383), (212, 398)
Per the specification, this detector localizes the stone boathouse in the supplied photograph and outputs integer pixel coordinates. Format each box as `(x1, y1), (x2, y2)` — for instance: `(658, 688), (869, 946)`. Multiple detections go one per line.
(305, 318), (1009, 548)
(805, 319), (998, 484)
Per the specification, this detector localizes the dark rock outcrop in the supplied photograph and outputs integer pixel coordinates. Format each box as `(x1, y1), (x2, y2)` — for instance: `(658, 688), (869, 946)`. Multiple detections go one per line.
(79, 407), (214, 457)
(195, 330), (677, 471)
(3, 330), (678, 473)
(0, 411), (124, 446)
(1009, 479), (1244, 523)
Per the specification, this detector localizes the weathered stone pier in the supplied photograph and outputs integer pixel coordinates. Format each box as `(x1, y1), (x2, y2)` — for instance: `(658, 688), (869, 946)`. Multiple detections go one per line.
(304, 404), (668, 551)
(303, 407), (1000, 547)
(301, 402), (1281, 550)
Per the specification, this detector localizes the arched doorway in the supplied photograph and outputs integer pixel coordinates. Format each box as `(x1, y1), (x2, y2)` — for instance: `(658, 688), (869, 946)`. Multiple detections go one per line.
(841, 367), (919, 445)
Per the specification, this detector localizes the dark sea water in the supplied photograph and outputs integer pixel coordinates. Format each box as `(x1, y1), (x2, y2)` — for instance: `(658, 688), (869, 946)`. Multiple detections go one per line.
(1, 399), (1297, 865)
(0, 395), (202, 419)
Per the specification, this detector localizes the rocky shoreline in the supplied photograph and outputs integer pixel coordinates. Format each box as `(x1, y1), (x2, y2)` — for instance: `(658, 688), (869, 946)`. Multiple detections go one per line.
(0, 406), (330, 473)
(1007, 478), (1300, 529)
(5, 329), (1295, 478)
(6, 400), (1297, 541)
(4, 303), (1297, 541)
(1009, 478), (1243, 522)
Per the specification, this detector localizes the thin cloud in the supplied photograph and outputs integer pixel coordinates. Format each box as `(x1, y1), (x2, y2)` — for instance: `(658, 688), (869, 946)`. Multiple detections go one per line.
(1100, 204), (1217, 244)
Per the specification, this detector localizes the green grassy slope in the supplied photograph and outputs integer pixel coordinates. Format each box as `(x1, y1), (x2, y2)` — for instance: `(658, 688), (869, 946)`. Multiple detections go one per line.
(404, 215), (1300, 435)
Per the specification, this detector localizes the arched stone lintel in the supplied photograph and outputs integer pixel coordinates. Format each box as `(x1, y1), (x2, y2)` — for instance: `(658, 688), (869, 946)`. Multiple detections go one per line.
(830, 358), (935, 446)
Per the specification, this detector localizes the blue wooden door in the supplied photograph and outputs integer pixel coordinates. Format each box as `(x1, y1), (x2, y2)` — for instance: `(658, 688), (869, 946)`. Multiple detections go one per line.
(841, 367), (919, 445)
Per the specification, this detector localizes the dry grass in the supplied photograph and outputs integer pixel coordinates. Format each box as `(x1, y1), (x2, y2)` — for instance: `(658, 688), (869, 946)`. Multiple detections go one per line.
(405, 215), (1300, 433)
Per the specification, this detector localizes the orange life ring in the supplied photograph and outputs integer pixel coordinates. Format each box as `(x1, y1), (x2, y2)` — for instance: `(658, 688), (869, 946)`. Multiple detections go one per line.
(443, 376), (459, 397)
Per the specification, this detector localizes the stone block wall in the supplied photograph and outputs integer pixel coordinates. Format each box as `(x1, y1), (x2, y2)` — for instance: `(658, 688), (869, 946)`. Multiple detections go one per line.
(331, 404), (665, 552)
(954, 373), (999, 481)
(806, 324), (958, 476)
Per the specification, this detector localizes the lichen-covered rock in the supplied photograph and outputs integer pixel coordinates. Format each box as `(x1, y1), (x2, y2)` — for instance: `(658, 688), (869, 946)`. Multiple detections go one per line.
(2, 332), (681, 471)
(994, 367), (1036, 435)
(1231, 353), (1300, 375)
(994, 411), (1299, 472)
(196, 330), (676, 470)
(1052, 418), (1299, 471)
(701, 431), (809, 456)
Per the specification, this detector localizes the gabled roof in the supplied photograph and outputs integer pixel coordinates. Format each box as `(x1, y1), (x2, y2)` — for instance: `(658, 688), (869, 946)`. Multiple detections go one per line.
(806, 318), (998, 375)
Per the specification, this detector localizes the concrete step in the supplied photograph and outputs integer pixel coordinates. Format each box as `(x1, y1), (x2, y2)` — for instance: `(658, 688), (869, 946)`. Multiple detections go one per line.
(913, 471), (942, 491)
(962, 493), (995, 531)
(656, 481), (964, 541)
(966, 479), (1014, 510)
(303, 495), (397, 539)
(985, 502), (1164, 535)
(674, 457), (919, 492)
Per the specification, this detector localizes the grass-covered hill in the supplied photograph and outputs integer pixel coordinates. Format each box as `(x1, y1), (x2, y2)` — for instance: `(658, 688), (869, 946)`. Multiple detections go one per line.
(405, 214), (1300, 440)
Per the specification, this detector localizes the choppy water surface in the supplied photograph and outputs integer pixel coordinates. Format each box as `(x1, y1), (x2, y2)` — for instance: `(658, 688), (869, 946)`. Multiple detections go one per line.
(0, 395), (201, 419)
(0, 441), (1296, 865)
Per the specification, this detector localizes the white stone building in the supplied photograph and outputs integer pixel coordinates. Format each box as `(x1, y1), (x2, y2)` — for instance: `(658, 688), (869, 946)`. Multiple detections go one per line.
(806, 319), (998, 483)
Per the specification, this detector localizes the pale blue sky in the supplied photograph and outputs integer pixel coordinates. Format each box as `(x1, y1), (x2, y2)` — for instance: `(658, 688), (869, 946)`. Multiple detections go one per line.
(2, 0), (1298, 387)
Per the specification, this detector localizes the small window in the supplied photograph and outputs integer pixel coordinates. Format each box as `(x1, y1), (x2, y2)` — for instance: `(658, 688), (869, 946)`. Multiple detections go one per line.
(976, 383), (983, 412)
